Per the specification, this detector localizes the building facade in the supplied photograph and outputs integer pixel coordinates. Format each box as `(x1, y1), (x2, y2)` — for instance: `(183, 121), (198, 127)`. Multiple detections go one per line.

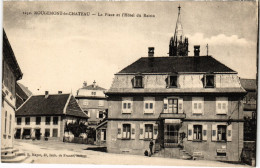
(15, 92), (88, 141)
(16, 82), (32, 108)
(75, 81), (108, 128)
(2, 29), (23, 149)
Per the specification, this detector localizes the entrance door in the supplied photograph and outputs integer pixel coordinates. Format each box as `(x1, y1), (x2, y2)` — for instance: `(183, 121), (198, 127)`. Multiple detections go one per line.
(15, 129), (21, 139)
(164, 124), (179, 144)
(35, 129), (41, 140)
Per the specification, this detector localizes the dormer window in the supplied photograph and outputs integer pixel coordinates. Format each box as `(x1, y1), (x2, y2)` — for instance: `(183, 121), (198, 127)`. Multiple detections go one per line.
(204, 74), (215, 88)
(168, 75), (178, 88)
(134, 76), (143, 88)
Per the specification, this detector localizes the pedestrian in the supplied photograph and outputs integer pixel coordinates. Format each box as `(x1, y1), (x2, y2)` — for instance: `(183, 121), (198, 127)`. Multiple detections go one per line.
(149, 139), (154, 155)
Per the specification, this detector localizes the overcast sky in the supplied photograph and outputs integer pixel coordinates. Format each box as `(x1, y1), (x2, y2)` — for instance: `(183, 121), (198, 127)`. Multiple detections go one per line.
(3, 1), (258, 95)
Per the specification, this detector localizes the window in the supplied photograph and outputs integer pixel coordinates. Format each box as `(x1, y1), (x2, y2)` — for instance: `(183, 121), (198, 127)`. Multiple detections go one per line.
(53, 129), (58, 137)
(168, 75), (178, 88)
(217, 149), (227, 156)
(45, 117), (51, 125)
(53, 117), (58, 125)
(98, 100), (104, 106)
(145, 124), (153, 139)
(9, 114), (12, 134)
(99, 111), (103, 118)
(4, 111), (7, 133)
(168, 98), (178, 113)
(17, 117), (21, 125)
(144, 97), (155, 113)
(25, 117), (30, 125)
(122, 124), (131, 139)
(192, 97), (204, 114)
(122, 97), (133, 113)
(134, 76), (143, 88)
(204, 75), (215, 88)
(45, 129), (50, 137)
(91, 92), (96, 96)
(36, 117), (41, 125)
(216, 97), (228, 114)
(193, 125), (202, 141)
(82, 100), (88, 106)
(217, 125), (227, 141)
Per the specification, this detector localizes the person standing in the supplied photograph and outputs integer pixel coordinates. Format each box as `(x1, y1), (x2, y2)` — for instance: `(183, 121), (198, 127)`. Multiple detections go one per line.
(149, 139), (154, 155)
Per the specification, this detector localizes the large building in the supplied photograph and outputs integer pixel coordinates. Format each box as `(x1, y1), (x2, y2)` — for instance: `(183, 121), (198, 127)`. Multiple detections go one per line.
(105, 7), (246, 162)
(15, 92), (88, 140)
(2, 29), (23, 149)
(16, 82), (32, 108)
(75, 81), (108, 128)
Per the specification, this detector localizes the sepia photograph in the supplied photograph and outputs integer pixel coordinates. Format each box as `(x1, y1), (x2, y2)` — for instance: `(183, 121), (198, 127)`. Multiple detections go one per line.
(1, 0), (258, 167)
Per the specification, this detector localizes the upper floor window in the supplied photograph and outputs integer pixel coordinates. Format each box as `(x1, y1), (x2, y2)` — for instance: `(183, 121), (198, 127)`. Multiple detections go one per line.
(25, 117), (30, 125)
(144, 97), (155, 114)
(98, 111), (104, 119)
(163, 97), (183, 114)
(53, 116), (58, 125)
(91, 92), (96, 96)
(45, 116), (51, 125)
(122, 97), (133, 114)
(36, 117), (41, 125)
(216, 97), (228, 114)
(133, 76), (143, 88)
(192, 97), (204, 114)
(168, 75), (178, 88)
(9, 114), (12, 134)
(17, 117), (21, 125)
(98, 100), (104, 106)
(204, 74), (215, 88)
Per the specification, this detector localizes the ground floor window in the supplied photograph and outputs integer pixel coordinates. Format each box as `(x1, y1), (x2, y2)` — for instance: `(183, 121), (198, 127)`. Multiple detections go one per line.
(15, 129), (21, 139)
(23, 129), (31, 139)
(193, 125), (202, 140)
(217, 125), (227, 141)
(145, 124), (153, 139)
(53, 129), (58, 137)
(122, 124), (131, 139)
(45, 129), (50, 137)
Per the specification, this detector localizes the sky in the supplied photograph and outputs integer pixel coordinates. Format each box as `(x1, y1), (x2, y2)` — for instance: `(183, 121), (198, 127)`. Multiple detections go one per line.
(3, 1), (258, 96)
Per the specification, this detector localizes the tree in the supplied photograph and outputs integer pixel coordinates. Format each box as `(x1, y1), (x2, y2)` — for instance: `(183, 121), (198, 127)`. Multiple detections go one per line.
(67, 121), (88, 137)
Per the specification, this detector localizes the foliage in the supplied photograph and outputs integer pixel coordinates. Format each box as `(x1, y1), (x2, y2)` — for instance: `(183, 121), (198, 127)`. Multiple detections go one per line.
(86, 127), (96, 139)
(67, 121), (88, 137)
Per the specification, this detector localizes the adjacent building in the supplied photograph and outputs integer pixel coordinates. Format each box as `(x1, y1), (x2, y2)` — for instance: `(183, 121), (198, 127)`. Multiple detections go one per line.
(105, 7), (246, 162)
(15, 92), (88, 140)
(75, 81), (108, 128)
(16, 82), (32, 108)
(2, 29), (23, 149)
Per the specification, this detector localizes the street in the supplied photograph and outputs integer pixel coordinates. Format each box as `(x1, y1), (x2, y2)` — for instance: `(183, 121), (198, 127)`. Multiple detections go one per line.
(12, 139), (249, 167)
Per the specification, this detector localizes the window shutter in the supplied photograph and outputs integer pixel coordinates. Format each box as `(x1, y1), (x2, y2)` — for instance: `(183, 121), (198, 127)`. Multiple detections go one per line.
(163, 98), (168, 113)
(133, 77), (136, 87)
(178, 98), (183, 114)
(117, 123), (122, 139)
(227, 124), (232, 142)
(88, 111), (91, 118)
(131, 124), (136, 139)
(202, 124), (207, 141)
(187, 124), (193, 141)
(96, 111), (99, 119)
(139, 123), (144, 139)
(212, 124), (217, 141)
(153, 123), (158, 140)
(142, 76), (144, 88)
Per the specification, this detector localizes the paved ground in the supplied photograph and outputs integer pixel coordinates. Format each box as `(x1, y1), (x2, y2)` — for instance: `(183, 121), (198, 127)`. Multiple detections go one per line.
(12, 139), (249, 167)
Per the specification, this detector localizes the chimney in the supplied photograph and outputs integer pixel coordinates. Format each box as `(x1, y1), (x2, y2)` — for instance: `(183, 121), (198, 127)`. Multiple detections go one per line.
(93, 80), (96, 88)
(45, 91), (49, 98)
(148, 47), (154, 57)
(83, 81), (87, 87)
(58, 91), (62, 94)
(194, 45), (200, 56)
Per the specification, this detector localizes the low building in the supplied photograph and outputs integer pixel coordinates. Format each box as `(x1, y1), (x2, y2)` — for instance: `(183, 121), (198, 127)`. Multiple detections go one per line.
(15, 92), (88, 140)
(75, 81), (108, 128)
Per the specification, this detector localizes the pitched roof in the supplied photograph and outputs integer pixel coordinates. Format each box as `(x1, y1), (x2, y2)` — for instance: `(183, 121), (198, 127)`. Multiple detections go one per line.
(118, 56), (236, 74)
(82, 84), (106, 90)
(240, 78), (257, 91)
(17, 82), (32, 97)
(16, 94), (87, 118)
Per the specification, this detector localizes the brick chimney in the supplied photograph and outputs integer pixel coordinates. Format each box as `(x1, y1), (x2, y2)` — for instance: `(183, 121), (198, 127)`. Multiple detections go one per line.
(194, 45), (200, 56)
(148, 47), (154, 57)
(45, 91), (49, 98)
(58, 91), (62, 94)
